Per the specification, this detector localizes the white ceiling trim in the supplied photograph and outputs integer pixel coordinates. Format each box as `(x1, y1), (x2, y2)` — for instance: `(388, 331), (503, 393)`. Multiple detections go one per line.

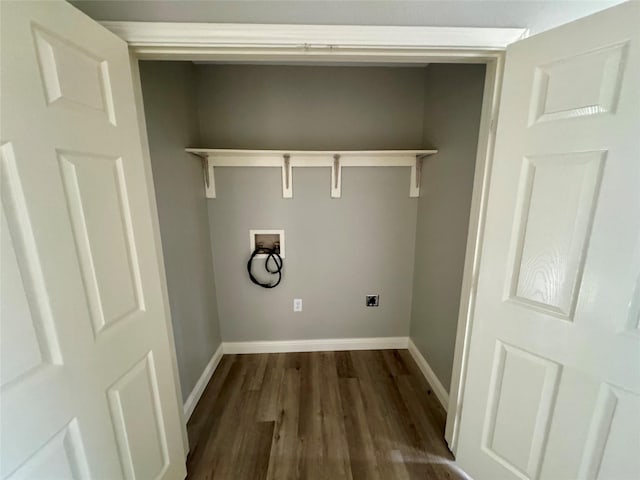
(102, 21), (528, 55)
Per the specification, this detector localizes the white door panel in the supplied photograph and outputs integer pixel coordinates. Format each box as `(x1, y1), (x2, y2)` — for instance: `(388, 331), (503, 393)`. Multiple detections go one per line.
(457, 2), (640, 479)
(1, 2), (186, 479)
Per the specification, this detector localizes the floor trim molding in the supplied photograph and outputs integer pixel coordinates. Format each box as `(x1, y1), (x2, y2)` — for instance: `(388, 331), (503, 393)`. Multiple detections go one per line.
(223, 336), (409, 354)
(408, 338), (450, 411)
(183, 343), (224, 421)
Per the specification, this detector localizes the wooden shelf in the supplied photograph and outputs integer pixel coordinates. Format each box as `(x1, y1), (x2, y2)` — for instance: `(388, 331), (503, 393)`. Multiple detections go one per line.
(185, 148), (438, 199)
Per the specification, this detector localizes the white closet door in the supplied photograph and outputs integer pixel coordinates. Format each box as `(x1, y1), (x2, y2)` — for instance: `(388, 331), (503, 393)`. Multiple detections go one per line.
(1, 1), (186, 479)
(456, 2), (640, 479)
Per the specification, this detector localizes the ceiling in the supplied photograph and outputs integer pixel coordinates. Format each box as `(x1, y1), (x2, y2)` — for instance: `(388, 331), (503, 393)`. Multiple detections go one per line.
(70, 0), (625, 36)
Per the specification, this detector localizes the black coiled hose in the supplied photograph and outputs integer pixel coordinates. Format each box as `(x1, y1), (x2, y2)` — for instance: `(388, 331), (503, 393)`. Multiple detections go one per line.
(247, 247), (283, 289)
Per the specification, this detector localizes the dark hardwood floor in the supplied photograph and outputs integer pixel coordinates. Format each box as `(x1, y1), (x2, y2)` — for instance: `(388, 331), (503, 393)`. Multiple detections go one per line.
(185, 350), (466, 479)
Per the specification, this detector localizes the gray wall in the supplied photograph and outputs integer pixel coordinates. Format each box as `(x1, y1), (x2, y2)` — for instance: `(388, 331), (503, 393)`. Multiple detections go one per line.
(140, 62), (222, 401)
(196, 65), (426, 150)
(198, 65), (424, 341)
(72, 0), (624, 36)
(208, 167), (417, 341)
(410, 64), (486, 392)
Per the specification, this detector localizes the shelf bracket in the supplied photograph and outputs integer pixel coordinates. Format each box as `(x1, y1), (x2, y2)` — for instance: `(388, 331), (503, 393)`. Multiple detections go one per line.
(282, 154), (292, 198)
(203, 155), (216, 198)
(331, 154), (341, 198)
(409, 155), (424, 198)
(188, 151), (216, 198)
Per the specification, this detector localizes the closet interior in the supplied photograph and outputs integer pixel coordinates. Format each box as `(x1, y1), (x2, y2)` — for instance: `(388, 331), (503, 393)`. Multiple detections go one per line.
(138, 60), (486, 412)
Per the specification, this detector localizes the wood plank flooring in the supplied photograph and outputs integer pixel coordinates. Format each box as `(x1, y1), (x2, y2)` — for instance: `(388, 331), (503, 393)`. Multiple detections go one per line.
(186, 350), (465, 479)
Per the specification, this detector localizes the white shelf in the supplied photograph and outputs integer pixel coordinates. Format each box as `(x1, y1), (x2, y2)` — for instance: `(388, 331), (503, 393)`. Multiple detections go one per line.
(185, 148), (438, 199)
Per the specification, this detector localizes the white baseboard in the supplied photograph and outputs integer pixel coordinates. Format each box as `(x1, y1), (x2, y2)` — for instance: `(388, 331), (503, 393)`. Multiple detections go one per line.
(222, 336), (409, 354)
(408, 338), (449, 411)
(183, 343), (224, 421)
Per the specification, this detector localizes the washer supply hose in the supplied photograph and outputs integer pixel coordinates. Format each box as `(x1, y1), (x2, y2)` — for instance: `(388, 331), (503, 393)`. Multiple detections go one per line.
(247, 247), (283, 289)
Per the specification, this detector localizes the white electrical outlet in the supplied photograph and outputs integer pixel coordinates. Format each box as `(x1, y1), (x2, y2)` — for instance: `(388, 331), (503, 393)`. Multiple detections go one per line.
(293, 298), (303, 312)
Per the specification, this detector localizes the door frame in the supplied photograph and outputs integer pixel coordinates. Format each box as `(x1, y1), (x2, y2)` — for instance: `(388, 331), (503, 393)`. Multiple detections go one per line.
(127, 54), (191, 457)
(112, 21), (521, 454)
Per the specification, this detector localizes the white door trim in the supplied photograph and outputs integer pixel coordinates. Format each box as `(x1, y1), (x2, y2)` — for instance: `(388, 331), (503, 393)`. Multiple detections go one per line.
(120, 21), (505, 454)
(445, 55), (504, 452)
(128, 55), (190, 456)
(102, 22), (527, 60)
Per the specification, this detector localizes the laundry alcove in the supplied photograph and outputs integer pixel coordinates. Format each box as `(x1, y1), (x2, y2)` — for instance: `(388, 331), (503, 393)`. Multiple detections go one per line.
(139, 61), (486, 417)
(6, 2), (638, 476)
